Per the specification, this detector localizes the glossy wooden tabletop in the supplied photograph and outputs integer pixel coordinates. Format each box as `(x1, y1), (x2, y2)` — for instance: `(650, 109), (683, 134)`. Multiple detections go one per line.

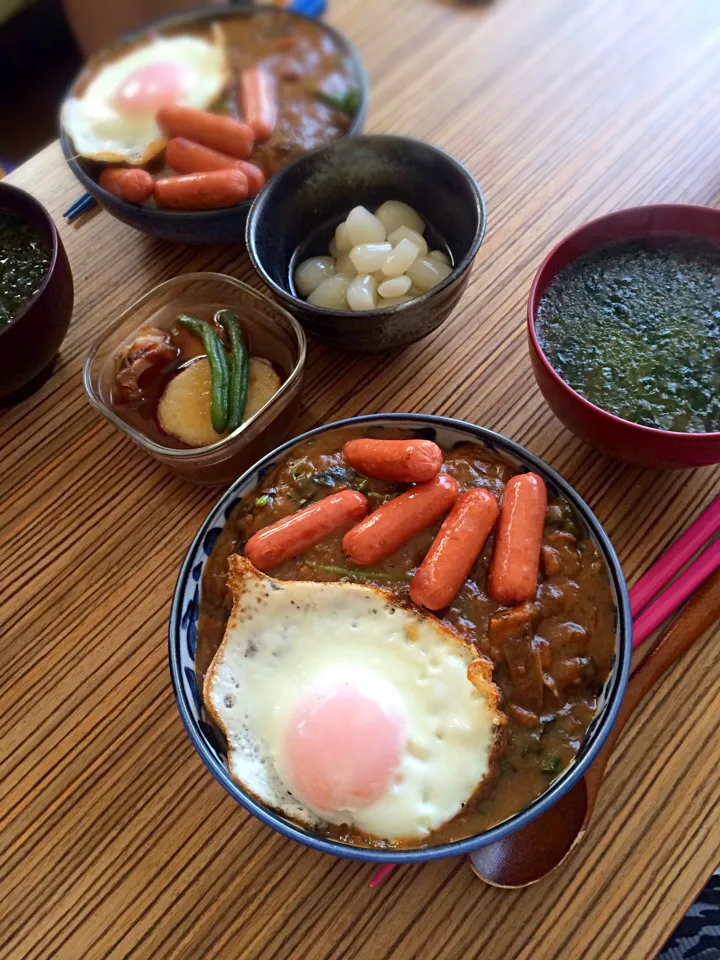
(3, 0), (720, 957)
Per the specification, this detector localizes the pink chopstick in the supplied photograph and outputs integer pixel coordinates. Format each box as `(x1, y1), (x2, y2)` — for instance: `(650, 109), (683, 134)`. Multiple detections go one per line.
(631, 535), (720, 648)
(369, 864), (395, 888)
(629, 497), (720, 618)
(370, 500), (720, 888)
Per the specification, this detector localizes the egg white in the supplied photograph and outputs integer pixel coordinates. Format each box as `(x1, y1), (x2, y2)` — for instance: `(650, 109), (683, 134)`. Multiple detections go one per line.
(204, 556), (505, 842)
(61, 28), (229, 165)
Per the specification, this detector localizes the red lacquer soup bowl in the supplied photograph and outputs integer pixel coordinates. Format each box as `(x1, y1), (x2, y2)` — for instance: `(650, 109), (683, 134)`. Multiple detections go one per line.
(527, 204), (720, 469)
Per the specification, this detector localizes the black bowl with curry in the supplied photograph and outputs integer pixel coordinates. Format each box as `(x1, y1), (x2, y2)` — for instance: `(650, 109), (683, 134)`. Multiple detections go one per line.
(60, 6), (367, 245)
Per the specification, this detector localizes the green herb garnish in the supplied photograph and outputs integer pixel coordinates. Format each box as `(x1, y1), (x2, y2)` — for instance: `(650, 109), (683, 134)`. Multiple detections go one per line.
(255, 494), (271, 508)
(540, 754), (564, 775)
(315, 86), (361, 116)
(368, 491), (395, 504)
(535, 237), (720, 433)
(209, 96), (231, 115)
(0, 213), (50, 327)
(305, 562), (411, 583)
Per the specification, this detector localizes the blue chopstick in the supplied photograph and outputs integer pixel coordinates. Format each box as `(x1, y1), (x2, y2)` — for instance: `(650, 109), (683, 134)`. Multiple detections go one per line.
(289, 0), (327, 14)
(63, 0), (326, 222)
(64, 194), (97, 222)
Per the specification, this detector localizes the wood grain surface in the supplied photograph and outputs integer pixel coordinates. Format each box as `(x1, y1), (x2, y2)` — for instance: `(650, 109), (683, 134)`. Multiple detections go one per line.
(2, 0), (720, 957)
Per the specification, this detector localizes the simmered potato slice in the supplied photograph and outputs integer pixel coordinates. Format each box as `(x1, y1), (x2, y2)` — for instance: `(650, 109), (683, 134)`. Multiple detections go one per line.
(158, 356), (282, 448)
(158, 357), (225, 448)
(244, 357), (282, 419)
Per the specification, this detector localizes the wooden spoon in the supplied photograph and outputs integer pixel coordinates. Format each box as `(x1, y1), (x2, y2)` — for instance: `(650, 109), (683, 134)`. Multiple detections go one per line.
(469, 567), (720, 888)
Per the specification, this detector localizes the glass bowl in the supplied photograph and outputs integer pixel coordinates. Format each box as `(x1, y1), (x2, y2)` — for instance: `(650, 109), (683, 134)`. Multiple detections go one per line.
(84, 273), (306, 485)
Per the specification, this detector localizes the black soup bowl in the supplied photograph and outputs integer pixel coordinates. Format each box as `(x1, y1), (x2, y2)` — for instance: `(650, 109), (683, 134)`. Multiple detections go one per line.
(169, 413), (631, 864)
(246, 136), (486, 351)
(0, 182), (74, 402)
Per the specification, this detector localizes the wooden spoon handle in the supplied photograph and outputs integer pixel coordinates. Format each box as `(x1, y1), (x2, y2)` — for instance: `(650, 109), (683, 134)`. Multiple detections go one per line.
(585, 567), (720, 795)
(621, 566), (720, 720)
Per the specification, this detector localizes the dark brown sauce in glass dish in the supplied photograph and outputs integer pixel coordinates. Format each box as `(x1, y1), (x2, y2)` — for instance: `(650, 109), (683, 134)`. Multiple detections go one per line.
(107, 304), (287, 450)
(195, 425), (617, 848)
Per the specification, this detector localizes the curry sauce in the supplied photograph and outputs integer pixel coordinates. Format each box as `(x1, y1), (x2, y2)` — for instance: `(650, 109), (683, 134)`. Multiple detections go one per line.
(197, 427), (616, 847)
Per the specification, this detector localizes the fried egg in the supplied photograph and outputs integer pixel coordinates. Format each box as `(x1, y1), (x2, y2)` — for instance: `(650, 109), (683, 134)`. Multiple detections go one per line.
(204, 556), (505, 842)
(61, 28), (229, 165)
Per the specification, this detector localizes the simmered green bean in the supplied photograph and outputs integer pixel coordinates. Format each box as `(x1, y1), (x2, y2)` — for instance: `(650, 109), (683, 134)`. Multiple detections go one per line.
(215, 309), (249, 432)
(177, 314), (229, 433)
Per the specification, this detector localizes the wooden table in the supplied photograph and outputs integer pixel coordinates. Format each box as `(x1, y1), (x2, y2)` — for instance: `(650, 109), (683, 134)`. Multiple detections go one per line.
(3, 0), (719, 957)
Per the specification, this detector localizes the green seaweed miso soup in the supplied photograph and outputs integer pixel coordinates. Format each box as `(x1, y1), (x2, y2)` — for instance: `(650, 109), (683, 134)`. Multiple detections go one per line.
(0, 212), (51, 328)
(535, 236), (720, 433)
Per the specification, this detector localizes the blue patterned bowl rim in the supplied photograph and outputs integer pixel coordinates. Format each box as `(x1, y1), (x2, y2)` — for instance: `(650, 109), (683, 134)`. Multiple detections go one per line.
(168, 413), (632, 863)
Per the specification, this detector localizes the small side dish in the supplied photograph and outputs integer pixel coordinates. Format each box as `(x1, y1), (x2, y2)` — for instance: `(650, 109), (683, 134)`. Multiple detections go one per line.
(62, 10), (363, 212)
(293, 201), (453, 310)
(84, 274), (306, 485)
(246, 135), (486, 351)
(112, 308), (282, 448)
(536, 236), (720, 433)
(197, 428), (616, 850)
(0, 212), (51, 327)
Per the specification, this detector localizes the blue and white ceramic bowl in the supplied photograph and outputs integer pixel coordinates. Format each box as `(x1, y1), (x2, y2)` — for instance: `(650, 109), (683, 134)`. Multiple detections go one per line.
(169, 413), (632, 863)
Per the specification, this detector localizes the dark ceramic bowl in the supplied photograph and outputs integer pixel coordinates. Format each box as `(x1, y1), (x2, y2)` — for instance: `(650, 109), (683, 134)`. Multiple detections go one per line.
(59, 6), (367, 246)
(528, 205), (720, 468)
(246, 136), (486, 351)
(169, 413), (631, 863)
(0, 182), (74, 402)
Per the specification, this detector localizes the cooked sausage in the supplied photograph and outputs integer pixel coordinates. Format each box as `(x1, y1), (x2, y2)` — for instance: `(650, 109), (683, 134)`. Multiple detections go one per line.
(164, 139), (266, 198)
(410, 488), (498, 609)
(165, 137), (265, 197)
(245, 490), (369, 571)
(342, 438), (443, 483)
(231, 160), (266, 196)
(98, 167), (154, 203)
(153, 170), (249, 210)
(157, 105), (255, 159)
(343, 474), (459, 566)
(488, 472), (547, 605)
(238, 66), (277, 142)
(166, 137), (241, 173)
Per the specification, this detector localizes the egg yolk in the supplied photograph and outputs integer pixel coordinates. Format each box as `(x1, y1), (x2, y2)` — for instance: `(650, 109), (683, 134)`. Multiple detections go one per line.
(283, 683), (406, 814)
(112, 61), (191, 115)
